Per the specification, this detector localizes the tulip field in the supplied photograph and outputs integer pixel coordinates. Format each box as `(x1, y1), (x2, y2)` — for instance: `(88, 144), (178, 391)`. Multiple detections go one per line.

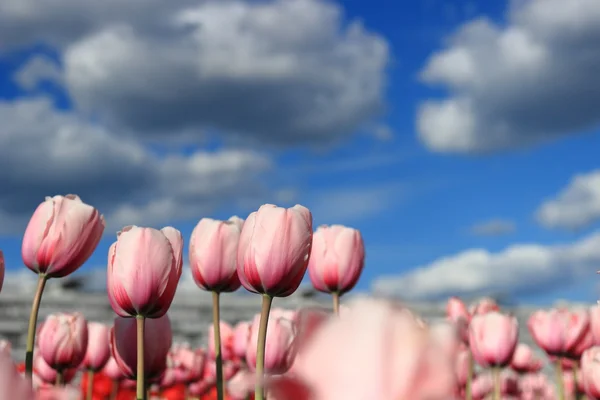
(1, 194), (600, 400)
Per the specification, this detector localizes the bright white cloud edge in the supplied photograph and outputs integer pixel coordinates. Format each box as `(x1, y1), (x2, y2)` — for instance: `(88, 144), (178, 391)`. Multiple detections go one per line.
(372, 231), (600, 300)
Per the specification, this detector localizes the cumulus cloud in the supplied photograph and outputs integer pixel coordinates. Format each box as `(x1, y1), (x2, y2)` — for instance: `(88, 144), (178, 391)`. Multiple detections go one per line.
(0, 97), (270, 235)
(417, 0), (600, 153)
(371, 231), (600, 300)
(469, 219), (516, 236)
(536, 170), (600, 230)
(1, 0), (389, 146)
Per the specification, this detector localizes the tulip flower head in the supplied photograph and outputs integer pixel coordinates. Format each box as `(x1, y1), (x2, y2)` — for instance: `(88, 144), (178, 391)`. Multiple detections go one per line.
(307, 225), (365, 295)
(38, 312), (89, 370)
(107, 226), (183, 318)
(22, 195), (105, 278)
(237, 204), (313, 297)
(190, 216), (244, 292)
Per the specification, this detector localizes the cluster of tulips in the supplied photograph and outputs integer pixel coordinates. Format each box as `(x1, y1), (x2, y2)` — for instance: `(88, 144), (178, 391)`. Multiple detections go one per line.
(1, 194), (600, 400)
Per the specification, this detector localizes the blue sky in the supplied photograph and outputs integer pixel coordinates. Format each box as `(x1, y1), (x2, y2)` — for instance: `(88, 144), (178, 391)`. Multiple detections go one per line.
(1, 0), (600, 305)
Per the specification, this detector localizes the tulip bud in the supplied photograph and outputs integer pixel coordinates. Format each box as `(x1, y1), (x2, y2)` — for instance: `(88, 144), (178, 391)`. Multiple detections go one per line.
(190, 216), (244, 292)
(38, 312), (88, 370)
(469, 311), (519, 368)
(107, 226), (182, 318)
(246, 313), (296, 374)
(81, 322), (111, 371)
(237, 204), (312, 297)
(22, 195), (105, 277)
(307, 225), (365, 295)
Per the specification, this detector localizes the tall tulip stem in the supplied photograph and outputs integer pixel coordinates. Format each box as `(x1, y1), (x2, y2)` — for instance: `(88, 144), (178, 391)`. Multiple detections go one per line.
(110, 380), (119, 400)
(465, 350), (473, 400)
(255, 294), (273, 400)
(55, 370), (64, 386)
(212, 291), (225, 400)
(136, 315), (146, 400)
(332, 292), (340, 315)
(555, 358), (565, 400)
(573, 364), (580, 400)
(86, 370), (95, 400)
(492, 367), (501, 400)
(25, 273), (48, 381)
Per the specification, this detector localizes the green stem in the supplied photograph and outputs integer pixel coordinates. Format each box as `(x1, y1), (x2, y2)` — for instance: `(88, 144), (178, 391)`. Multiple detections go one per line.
(465, 350), (473, 400)
(86, 370), (95, 400)
(332, 292), (340, 315)
(213, 291), (224, 400)
(556, 358), (565, 400)
(55, 369), (64, 386)
(573, 364), (580, 400)
(25, 273), (48, 382)
(110, 380), (119, 400)
(136, 316), (146, 400)
(255, 295), (273, 400)
(492, 366), (501, 400)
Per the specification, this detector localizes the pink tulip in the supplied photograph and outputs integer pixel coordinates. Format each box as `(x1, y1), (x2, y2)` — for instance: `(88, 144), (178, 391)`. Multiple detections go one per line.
(190, 216), (243, 292)
(237, 204), (313, 297)
(275, 298), (457, 400)
(22, 195), (105, 277)
(102, 355), (125, 381)
(528, 308), (593, 358)
(0, 347), (34, 399)
(470, 371), (520, 400)
(33, 354), (77, 384)
(232, 321), (251, 360)
(581, 346), (600, 398)
(520, 373), (555, 400)
(447, 296), (471, 323)
(246, 312), (296, 374)
(38, 312), (88, 370)
(228, 369), (255, 400)
(107, 225), (182, 318)
(171, 345), (205, 383)
(208, 321), (235, 361)
(307, 225), (365, 295)
(469, 311), (518, 368)
(110, 314), (172, 380)
(510, 343), (543, 373)
(80, 322), (111, 371)
(469, 297), (500, 315)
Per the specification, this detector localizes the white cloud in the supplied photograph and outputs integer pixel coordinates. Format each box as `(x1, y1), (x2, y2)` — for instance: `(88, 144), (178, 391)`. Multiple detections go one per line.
(1, 0), (390, 146)
(469, 219), (516, 236)
(371, 231), (600, 300)
(536, 170), (600, 230)
(0, 97), (271, 234)
(417, 0), (600, 153)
